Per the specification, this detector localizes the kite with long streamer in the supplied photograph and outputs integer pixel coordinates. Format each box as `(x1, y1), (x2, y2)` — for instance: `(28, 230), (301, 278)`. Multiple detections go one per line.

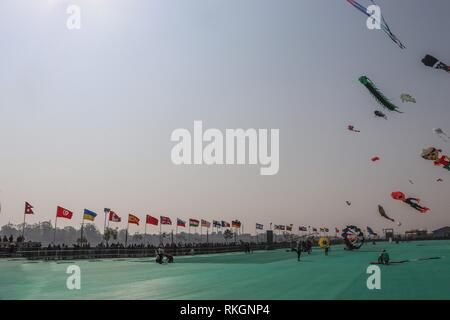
(359, 76), (402, 113)
(347, 0), (405, 49)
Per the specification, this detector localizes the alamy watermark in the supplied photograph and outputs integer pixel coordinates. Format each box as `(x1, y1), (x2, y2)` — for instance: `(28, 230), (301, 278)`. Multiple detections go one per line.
(366, 265), (381, 290)
(367, 5), (381, 30)
(66, 265), (81, 290)
(171, 121), (279, 175)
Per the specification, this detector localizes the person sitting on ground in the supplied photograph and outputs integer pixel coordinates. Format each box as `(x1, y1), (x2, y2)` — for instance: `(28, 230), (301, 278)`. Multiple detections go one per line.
(156, 246), (165, 264)
(377, 250), (390, 265)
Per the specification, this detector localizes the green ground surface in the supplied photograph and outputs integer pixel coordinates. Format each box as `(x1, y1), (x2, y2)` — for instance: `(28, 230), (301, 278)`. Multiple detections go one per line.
(1, 240), (450, 300)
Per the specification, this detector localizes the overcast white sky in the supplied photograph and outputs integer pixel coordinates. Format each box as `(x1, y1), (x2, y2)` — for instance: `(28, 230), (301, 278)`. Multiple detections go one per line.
(1, 0), (449, 234)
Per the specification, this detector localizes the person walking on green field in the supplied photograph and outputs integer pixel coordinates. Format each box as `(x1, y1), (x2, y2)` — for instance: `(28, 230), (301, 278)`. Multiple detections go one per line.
(296, 241), (302, 262)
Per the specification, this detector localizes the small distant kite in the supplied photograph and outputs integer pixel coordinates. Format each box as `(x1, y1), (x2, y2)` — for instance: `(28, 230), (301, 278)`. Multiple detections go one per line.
(433, 128), (449, 142)
(359, 76), (402, 113)
(346, 201), (352, 206)
(378, 205), (395, 222)
(374, 110), (387, 119)
(409, 180), (414, 184)
(421, 147), (450, 172)
(346, 0), (405, 49)
(342, 225), (365, 250)
(400, 94), (416, 103)
(371, 156), (380, 162)
(391, 191), (430, 214)
(348, 125), (361, 133)
(422, 55), (450, 73)
(437, 178), (443, 182)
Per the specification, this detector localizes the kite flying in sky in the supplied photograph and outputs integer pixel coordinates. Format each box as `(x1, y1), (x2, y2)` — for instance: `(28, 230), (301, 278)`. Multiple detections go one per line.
(433, 128), (449, 142)
(374, 110), (387, 119)
(378, 205), (395, 222)
(391, 191), (430, 214)
(371, 156), (380, 162)
(346, 0), (405, 49)
(422, 55), (450, 73)
(421, 147), (450, 172)
(348, 125), (360, 133)
(366, 226), (378, 237)
(346, 201), (352, 206)
(359, 76), (402, 113)
(400, 94), (416, 103)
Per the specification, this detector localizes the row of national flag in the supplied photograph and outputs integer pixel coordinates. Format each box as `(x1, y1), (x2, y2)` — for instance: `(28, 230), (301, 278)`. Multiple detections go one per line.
(22, 202), (343, 234)
(22, 203), (243, 230)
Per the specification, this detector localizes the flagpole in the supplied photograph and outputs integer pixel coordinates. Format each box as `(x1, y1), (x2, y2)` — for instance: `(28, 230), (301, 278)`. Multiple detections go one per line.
(80, 218), (85, 245)
(159, 220), (162, 245)
(21, 208), (26, 240)
(144, 221), (147, 244)
(53, 215), (58, 244)
(200, 225), (202, 243)
(103, 209), (107, 235)
(188, 225), (191, 243)
(125, 219), (129, 247)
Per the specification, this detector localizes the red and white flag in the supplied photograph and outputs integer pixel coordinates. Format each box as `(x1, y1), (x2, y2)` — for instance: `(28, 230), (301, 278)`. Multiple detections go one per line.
(109, 211), (121, 222)
(201, 219), (211, 228)
(25, 202), (34, 214)
(56, 206), (73, 220)
(160, 216), (172, 225)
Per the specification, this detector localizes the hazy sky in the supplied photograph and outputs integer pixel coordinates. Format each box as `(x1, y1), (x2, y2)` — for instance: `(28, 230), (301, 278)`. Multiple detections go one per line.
(1, 0), (449, 235)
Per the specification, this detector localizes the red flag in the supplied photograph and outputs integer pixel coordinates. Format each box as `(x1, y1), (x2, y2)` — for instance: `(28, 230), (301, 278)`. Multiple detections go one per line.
(56, 206), (73, 219)
(109, 211), (121, 222)
(128, 214), (140, 225)
(146, 215), (158, 225)
(25, 202), (34, 214)
(160, 216), (172, 225)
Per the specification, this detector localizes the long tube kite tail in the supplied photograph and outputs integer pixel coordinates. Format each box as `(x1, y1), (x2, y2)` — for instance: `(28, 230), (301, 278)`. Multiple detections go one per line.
(359, 76), (402, 113)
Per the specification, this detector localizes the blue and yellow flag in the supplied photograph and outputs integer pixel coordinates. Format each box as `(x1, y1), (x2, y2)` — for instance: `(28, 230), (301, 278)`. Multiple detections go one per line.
(83, 209), (97, 221)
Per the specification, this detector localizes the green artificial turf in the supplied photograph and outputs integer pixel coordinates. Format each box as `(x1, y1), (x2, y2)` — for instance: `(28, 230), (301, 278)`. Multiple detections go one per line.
(1, 240), (449, 300)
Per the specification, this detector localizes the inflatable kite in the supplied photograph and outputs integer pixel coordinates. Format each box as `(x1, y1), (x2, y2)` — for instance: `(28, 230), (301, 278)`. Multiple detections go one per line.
(348, 125), (360, 133)
(346, 0), (405, 49)
(374, 110), (387, 119)
(422, 55), (450, 73)
(319, 237), (331, 249)
(421, 147), (450, 172)
(433, 128), (449, 142)
(391, 191), (430, 213)
(342, 225), (365, 250)
(371, 156), (380, 162)
(378, 205), (395, 222)
(359, 76), (402, 113)
(400, 94), (416, 103)
(367, 226), (378, 236)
